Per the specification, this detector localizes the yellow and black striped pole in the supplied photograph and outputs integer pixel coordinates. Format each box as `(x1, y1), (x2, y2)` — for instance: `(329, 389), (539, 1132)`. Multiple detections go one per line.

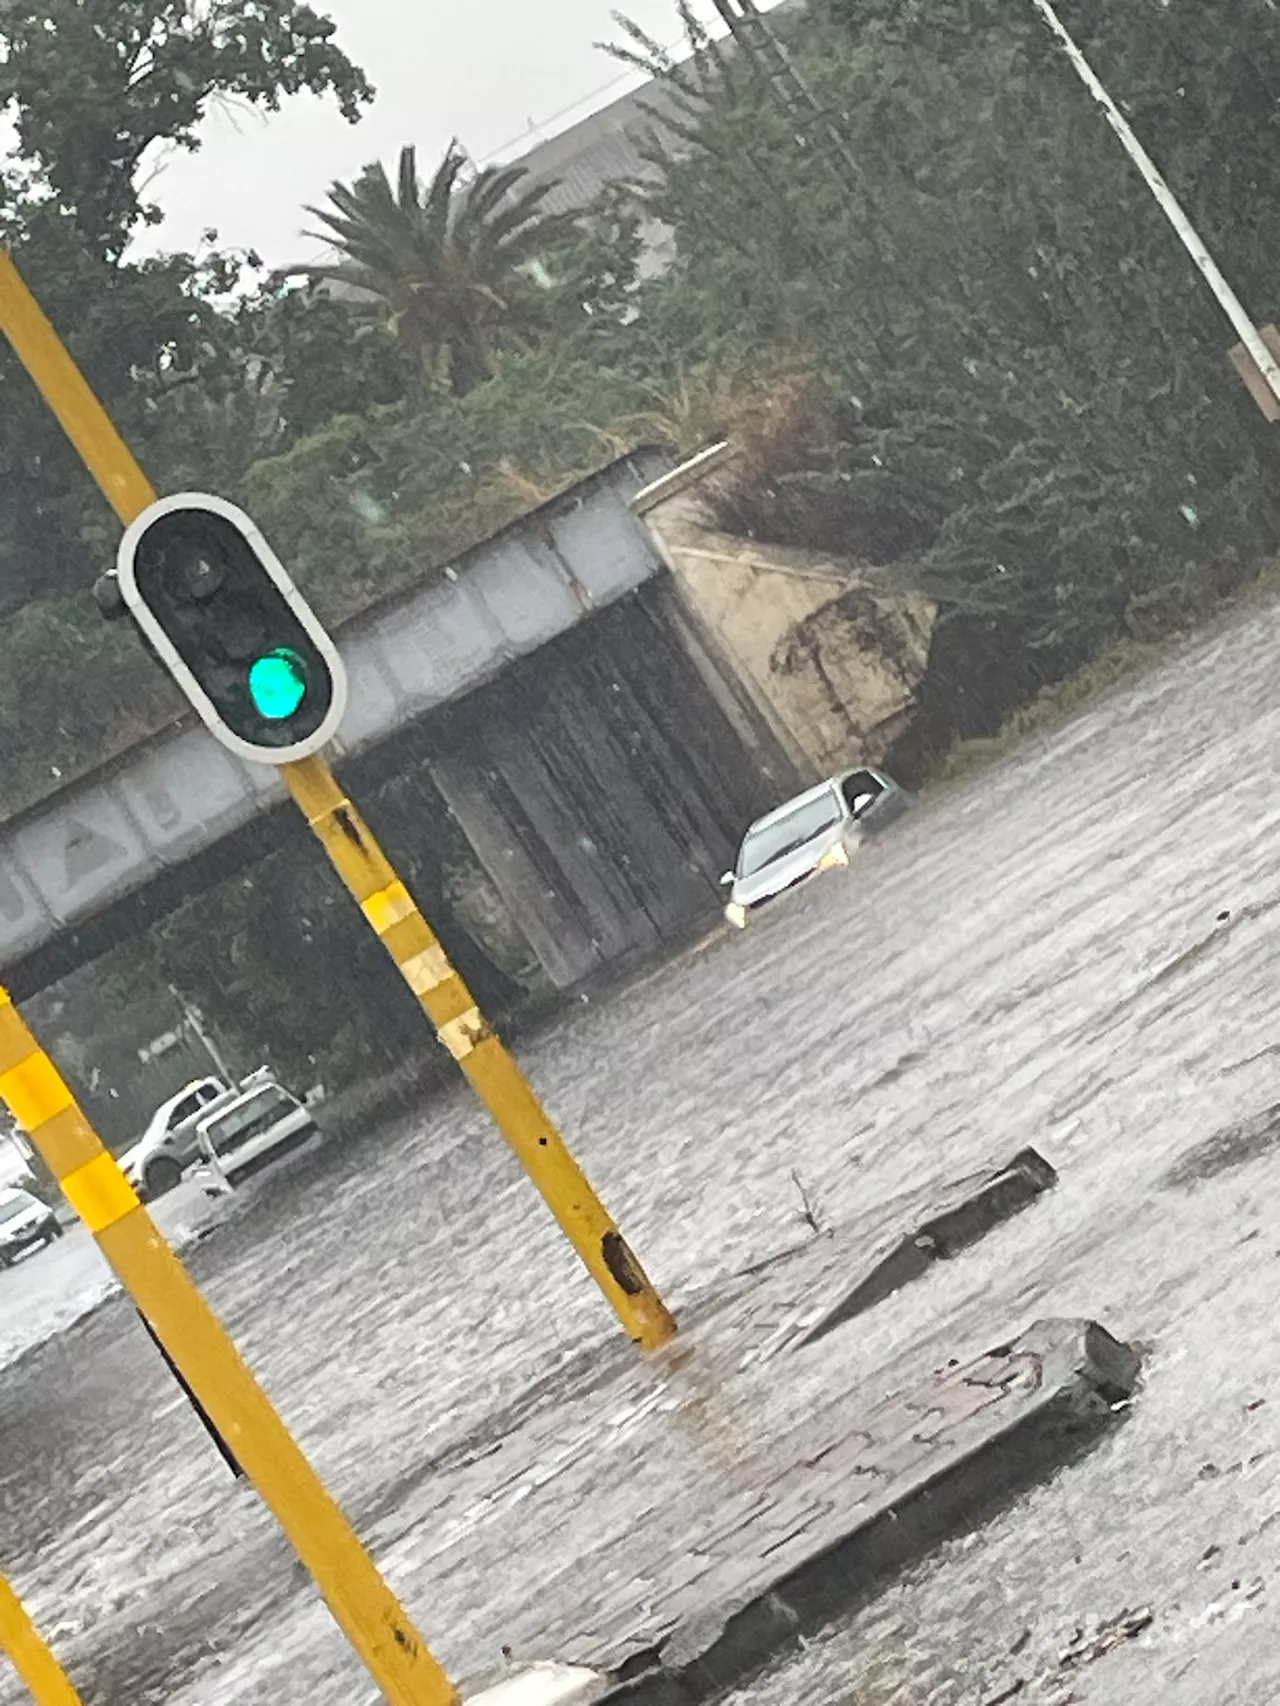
(0, 247), (676, 1354)
(0, 1573), (83, 1705)
(0, 992), (457, 1706)
(282, 758), (676, 1348)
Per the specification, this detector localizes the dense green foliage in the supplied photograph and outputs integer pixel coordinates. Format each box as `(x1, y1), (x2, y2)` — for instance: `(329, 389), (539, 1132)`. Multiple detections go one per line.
(4, 0), (1280, 1094)
(0, 1), (379, 810)
(1, 0), (371, 255)
(629, 0), (1280, 677)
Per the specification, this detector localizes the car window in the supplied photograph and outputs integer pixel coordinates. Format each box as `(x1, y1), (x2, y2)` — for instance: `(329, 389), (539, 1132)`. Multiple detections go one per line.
(196, 1082), (223, 1105)
(841, 771), (884, 815)
(170, 1095), (200, 1125)
(841, 770), (874, 803)
(0, 1193), (35, 1223)
(202, 1087), (298, 1157)
(738, 792), (844, 876)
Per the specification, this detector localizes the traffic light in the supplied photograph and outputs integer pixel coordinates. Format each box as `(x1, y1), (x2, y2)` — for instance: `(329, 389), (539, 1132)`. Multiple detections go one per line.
(116, 493), (347, 764)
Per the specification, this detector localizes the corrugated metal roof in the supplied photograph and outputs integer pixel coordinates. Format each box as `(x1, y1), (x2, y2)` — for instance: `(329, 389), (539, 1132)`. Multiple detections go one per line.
(505, 80), (686, 215)
(292, 78), (682, 295)
(294, 0), (807, 285)
(505, 0), (807, 210)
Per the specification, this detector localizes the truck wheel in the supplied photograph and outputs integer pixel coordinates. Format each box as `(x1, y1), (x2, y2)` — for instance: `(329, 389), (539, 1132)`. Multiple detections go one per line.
(144, 1156), (182, 1198)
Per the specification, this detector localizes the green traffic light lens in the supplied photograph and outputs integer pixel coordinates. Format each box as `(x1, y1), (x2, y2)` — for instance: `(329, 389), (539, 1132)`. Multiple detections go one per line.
(248, 648), (309, 720)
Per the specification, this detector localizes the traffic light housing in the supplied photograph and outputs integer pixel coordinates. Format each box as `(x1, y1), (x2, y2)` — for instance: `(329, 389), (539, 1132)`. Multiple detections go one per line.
(116, 493), (347, 764)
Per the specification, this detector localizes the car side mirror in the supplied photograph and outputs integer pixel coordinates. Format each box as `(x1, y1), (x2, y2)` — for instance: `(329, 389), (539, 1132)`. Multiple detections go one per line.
(720, 871), (735, 887)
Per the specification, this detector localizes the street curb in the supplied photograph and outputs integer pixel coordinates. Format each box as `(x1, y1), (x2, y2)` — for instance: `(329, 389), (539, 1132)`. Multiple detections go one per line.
(589, 1318), (1138, 1705)
(798, 1147), (1058, 1348)
(734, 1148), (1059, 1369)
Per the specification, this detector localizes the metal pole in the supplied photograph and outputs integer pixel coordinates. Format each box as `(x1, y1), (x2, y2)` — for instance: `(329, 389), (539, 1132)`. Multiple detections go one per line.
(169, 984), (232, 1082)
(0, 988), (457, 1706)
(0, 1574), (83, 1706)
(282, 758), (677, 1351)
(708, 0), (860, 178)
(135, 1308), (245, 1480)
(1029, 0), (1280, 407)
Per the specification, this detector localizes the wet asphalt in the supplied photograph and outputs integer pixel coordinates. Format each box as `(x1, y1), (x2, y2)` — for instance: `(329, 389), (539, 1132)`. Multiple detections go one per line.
(7, 599), (1280, 1702)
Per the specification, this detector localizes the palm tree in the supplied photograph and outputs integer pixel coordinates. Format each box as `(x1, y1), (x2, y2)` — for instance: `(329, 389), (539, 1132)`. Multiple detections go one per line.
(299, 142), (575, 395)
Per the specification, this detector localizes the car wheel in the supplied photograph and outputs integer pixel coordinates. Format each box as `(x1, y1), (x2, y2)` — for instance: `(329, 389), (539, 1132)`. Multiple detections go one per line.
(47, 1220), (65, 1242)
(144, 1156), (183, 1198)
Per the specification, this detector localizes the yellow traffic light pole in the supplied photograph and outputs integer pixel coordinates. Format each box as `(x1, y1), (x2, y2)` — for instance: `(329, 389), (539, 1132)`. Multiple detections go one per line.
(0, 247), (676, 1351)
(0, 1573), (83, 1705)
(0, 238), (682, 1697)
(0, 991), (455, 1706)
(0, 249), (671, 1696)
(283, 758), (675, 1344)
(0, 252), (465, 1703)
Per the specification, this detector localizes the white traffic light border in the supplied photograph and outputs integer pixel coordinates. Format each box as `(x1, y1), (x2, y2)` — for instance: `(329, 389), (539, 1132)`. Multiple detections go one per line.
(116, 491), (349, 766)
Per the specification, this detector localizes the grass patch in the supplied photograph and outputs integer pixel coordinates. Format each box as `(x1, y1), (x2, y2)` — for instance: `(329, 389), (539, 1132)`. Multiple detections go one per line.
(924, 637), (1165, 786)
(924, 557), (1280, 789)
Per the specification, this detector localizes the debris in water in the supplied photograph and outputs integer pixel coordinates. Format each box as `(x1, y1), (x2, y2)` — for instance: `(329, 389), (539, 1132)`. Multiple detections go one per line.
(790, 1167), (825, 1236)
(1056, 1606), (1153, 1671)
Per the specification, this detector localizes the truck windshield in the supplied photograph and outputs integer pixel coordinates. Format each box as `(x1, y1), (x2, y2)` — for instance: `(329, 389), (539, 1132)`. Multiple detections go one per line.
(738, 792), (843, 876)
(204, 1088), (296, 1157)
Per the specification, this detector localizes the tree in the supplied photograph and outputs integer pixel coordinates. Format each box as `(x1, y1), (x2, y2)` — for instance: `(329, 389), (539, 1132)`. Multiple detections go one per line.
(0, 0), (376, 599)
(0, 1), (379, 809)
(0, 0), (373, 259)
(240, 281), (414, 441)
(298, 142), (578, 394)
(241, 343), (657, 619)
(615, 0), (1280, 684)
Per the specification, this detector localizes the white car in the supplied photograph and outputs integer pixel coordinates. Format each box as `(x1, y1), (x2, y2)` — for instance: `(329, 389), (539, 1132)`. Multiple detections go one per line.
(0, 1186), (64, 1266)
(122, 1068), (286, 1199)
(123, 1076), (236, 1199)
(195, 1082), (320, 1190)
(722, 767), (911, 929)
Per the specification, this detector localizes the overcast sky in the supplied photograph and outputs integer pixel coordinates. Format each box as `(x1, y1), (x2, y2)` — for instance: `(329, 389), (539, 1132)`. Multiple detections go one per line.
(119, 0), (727, 267)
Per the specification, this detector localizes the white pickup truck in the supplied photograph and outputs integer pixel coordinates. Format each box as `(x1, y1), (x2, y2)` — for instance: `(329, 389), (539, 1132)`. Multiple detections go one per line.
(120, 1068), (283, 1200)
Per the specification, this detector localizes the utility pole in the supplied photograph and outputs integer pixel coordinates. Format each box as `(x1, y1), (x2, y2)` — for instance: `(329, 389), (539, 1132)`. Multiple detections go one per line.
(1029, 0), (1280, 410)
(706, 0), (859, 178)
(168, 984), (232, 1082)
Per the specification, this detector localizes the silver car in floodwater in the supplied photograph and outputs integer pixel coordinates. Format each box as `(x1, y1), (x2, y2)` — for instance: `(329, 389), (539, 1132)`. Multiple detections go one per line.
(722, 767), (910, 929)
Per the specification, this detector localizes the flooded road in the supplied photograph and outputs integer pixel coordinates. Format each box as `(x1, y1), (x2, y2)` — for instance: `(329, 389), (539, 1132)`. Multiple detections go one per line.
(7, 598), (1280, 1703)
(0, 1185), (218, 1370)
